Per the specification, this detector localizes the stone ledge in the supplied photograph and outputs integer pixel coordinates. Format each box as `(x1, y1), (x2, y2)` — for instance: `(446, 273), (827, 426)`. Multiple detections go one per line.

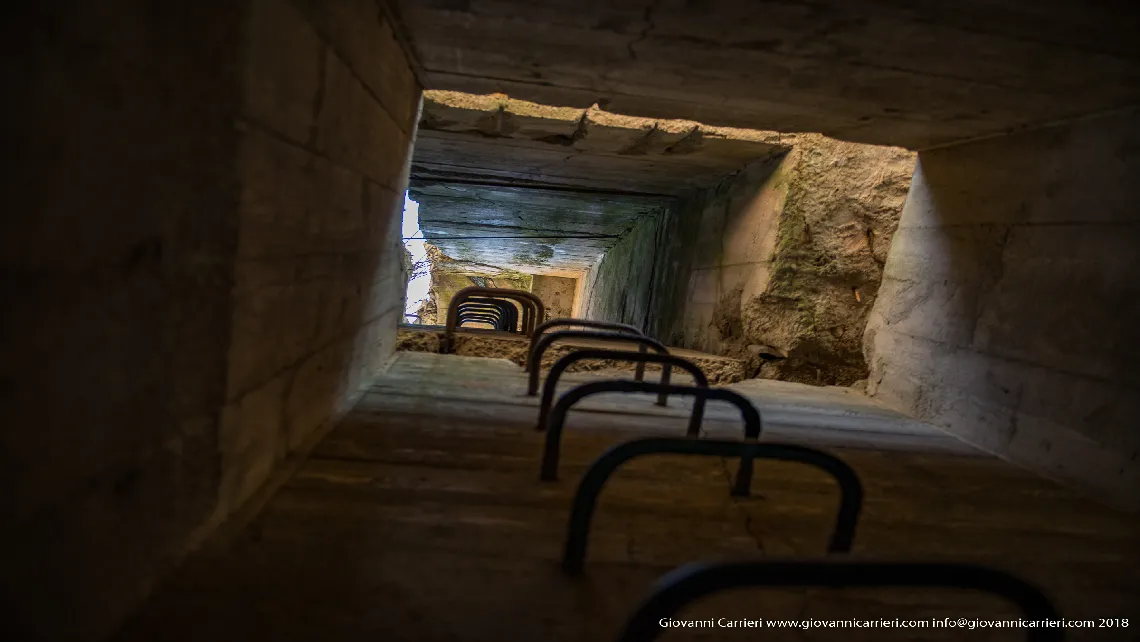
(395, 326), (747, 384)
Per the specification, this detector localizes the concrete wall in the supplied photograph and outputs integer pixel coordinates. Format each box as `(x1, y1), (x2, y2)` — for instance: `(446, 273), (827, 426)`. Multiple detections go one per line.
(225, 0), (419, 512)
(864, 108), (1140, 509)
(671, 155), (788, 355)
(530, 275), (577, 320)
(2, 1), (421, 639)
(579, 211), (665, 330)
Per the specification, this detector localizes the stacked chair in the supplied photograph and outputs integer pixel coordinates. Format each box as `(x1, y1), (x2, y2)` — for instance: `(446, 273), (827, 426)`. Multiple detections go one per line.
(518, 307), (1064, 641)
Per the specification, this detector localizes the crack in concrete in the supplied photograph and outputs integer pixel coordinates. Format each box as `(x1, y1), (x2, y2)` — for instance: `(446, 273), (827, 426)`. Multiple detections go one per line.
(627, 0), (661, 60)
(716, 457), (766, 555)
(306, 43), (330, 148)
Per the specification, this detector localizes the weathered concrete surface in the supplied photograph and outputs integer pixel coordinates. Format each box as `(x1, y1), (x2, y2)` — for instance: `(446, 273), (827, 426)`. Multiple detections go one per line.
(391, 1), (1140, 149)
(659, 136), (914, 386)
(395, 327), (747, 384)
(113, 352), (1140, 641)
(4, 5), (244, 639)
(414, 91), (791, 193)
(410, 181), (669, 273)
(223, 0), (421, 520)
(369, 352), (971, 454)
(530, 275), (577, 319)
(577, 212), (663, 331)
(3, 1), (421, 640)
(864, 107), (1140, 510)
(407, 91), (790, 278)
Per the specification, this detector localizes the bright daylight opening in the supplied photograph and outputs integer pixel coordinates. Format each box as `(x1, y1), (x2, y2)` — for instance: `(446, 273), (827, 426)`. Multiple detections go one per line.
(401, 193), (430, 322)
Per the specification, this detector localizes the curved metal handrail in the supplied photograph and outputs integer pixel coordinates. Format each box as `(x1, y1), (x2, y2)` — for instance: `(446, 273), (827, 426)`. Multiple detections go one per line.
(541, 380), (763, 497)
(456, 302), (513, 327)
(456, 313), (506, 330)
(561, 437), (862, 574)
(456, 300), (516, 332)
(527, 331), (670, 397)
(526, 319), (646, 374)
(536, 350), (708, 433)
(443, 286), (545, 352)
(616, 560), (1062, 642)
(461, 297), (520, 332)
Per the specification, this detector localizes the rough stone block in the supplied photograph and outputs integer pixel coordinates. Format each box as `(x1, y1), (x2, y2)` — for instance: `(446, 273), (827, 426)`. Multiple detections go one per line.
(503, 97), (583, 140)
(690, 131), (787, 168)
(638, 119), (699, 155)
(531, 275), (578, 319)
(575, 109), (655, 154)
(420, 90), (502, 133)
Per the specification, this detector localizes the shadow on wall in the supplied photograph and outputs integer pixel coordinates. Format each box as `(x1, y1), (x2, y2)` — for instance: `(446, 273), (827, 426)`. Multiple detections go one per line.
(3, 1), (422, 640)
(577, 208), (666, 330)
(656, 136), (915, 386)
(864, 107), (1140, 509)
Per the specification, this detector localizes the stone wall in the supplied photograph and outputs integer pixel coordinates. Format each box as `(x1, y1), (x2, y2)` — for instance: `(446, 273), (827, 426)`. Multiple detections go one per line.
(864, 108), (1140, 509)
(2, 1), (421, 639)
(530, 275), (577, 320)
(750, 135), (914, 384)
(659, 136), (914, 383)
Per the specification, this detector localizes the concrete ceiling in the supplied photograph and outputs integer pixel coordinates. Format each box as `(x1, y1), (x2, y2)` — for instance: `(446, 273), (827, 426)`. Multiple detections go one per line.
(413, 91), (792, 194)
(409, 181), (670, 273)
(391, 0), (1140, 150)
(409, 91), (792, 273)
